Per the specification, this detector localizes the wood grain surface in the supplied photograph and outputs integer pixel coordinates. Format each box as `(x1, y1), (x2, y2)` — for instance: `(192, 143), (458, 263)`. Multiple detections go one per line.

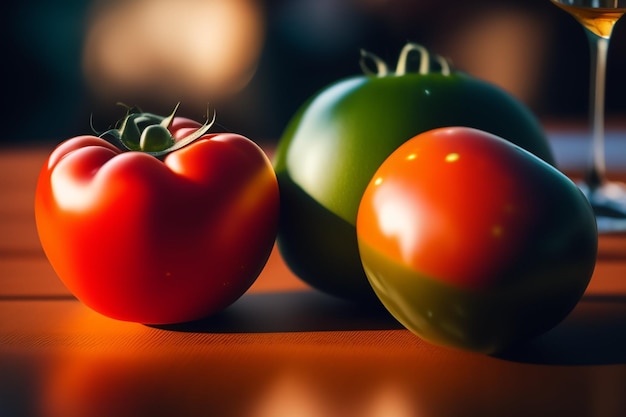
(1, 137), (625, 417)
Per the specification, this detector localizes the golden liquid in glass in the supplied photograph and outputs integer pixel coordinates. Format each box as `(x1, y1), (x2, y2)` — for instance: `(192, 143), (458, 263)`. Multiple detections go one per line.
(551, 0), (626, 37)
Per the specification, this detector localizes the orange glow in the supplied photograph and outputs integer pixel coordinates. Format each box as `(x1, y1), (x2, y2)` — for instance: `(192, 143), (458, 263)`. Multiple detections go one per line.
(82, 0), (265, 103)
(250, 372), (325, 417)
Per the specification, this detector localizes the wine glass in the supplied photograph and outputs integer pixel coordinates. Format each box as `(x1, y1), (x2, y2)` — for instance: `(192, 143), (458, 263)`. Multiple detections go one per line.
(550, 0), (626, 233)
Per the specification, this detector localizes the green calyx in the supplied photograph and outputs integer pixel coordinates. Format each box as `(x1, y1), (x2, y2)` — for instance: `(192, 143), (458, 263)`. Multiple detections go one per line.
(100, 103), (216, 158)
(359, 42), (452, 77)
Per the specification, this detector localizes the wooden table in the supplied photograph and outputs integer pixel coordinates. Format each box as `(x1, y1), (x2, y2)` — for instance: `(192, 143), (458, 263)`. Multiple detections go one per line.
(1, 136), (626, 417)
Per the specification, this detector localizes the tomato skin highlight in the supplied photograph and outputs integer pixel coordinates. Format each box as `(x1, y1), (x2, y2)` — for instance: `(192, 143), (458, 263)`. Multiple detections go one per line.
(356, 127), (598, 353)
(274, 55), (555, 302)
(35, 120), (279, 325)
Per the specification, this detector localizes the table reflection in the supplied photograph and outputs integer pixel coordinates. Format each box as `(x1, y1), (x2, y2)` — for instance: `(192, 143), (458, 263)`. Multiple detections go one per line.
(0, 290), (617, 417)
(35, 336), (625, 417)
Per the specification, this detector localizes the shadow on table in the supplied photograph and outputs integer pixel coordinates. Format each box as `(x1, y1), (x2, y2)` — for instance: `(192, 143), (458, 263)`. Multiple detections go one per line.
(155, 290), (626, 366)
(153, 290), (403, 333)
(499, 294), (626, 366)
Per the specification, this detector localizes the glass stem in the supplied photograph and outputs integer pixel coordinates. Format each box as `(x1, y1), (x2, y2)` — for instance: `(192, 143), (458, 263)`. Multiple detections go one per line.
(585, 30), (610, 189)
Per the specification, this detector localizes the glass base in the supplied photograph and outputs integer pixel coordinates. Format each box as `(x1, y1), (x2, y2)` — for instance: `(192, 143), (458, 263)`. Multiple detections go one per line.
(578, 181), (626, 234)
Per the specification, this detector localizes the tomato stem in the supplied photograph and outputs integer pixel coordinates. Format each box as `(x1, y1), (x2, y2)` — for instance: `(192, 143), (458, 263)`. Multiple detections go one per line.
(395, 42), (452, 76)
(395, 43), (430, 75)
(146, 106), (216, 158)
(99, 103), (217, 158)
(359, 49), (389, 76)
(359, 42), (452, 77)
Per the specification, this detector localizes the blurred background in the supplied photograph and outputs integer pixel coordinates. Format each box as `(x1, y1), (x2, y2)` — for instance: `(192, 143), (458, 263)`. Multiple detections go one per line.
(4, 0), (626, 146)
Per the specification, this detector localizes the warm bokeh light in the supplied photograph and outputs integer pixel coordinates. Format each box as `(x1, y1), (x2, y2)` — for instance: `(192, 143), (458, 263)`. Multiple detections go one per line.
(82, 0), (265, 105)
(438, 7), (547, 106)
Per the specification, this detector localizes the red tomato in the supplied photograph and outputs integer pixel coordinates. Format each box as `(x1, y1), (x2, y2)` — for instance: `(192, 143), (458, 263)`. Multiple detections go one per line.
(357, 127), (597, 353)
(35, 108), (279, 324)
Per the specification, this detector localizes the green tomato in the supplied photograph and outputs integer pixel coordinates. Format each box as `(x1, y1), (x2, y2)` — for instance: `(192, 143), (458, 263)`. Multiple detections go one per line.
(357, 127), (597, 353)
(274, 43), (556, 302)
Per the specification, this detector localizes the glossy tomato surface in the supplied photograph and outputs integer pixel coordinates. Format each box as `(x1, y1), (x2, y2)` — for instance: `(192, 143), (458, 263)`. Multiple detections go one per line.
(274, 45), (555, 302)
(35, 116), (279, 324)
(356, 127), (597, 353)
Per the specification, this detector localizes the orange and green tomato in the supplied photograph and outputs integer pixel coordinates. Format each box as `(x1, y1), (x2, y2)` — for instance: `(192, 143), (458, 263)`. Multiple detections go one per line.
(357, 127), (597, 353)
